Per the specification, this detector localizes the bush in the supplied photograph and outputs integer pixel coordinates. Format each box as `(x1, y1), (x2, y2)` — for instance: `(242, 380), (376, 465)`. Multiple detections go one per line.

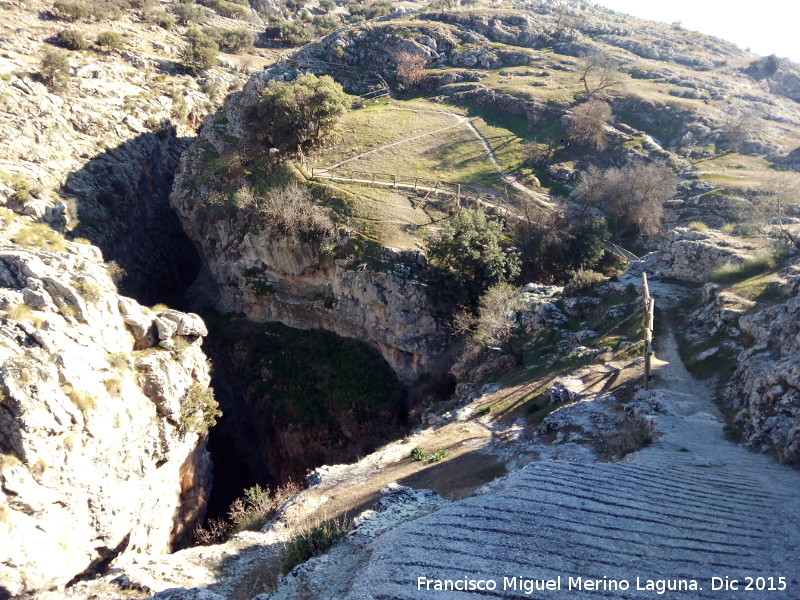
(252, 73), (350, 153)
(348, 1), (390, 20)
(605, 414), (658, 459)
(150, 11), (174, 29)
(181, 28), (218, 75)
(180, 382), (221, 435)
(51, 1), (89, 21)
(564, 268), (605, 295)
(72, 278), (102, 302)
(264, 16), (311, 46)
(97, 30), (125, 50)
(764, 54), (780, 76)
(394, 51), (427, 89)
(232, 183), (337, 242)
(170, 2), (206, 25)
(194, 480), (300, 545)
(197, 0), (248, 19)
(687, 221), (708, 232)
(425, 208), (520, 309)
(40, 48), (71, 92)
(201, 26), (254, 53)
(54, 29), (88, 50)
(568, 99), (612, 151)
(280, 520), (349, 575)
(63, 385), (96, 413)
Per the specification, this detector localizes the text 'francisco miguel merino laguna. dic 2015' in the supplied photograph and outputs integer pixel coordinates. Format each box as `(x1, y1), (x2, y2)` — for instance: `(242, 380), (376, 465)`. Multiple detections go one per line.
(417, 576), (703, 595)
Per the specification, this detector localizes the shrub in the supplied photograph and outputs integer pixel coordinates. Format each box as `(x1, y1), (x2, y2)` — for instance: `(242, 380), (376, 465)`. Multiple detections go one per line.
(280, 520), (349, 575)
(180, 382), (221, 434)
(97, 31), (125, 50)
(709, 249), (781, 283)
(319, 0), (335, 11)
(72, 279), (102, 302)
(197, 0), (248, 19)
(264, 16), (311, 46)
(201, 26), (254, 53)
(764, 54), (780, 76)
(235, 183), (337, 242)
(63, 385), (96, 413)
(170, 2), (206, 25)
(348, 1), (390, 20)
(425, 208), (520, 309)
(106, 260), (126, 284)
(151, 11), (174, 29)
(54, 29), (88, 50)
(51, 1), (89, 21)
(104, 377), (123, 397)
(5, 303), (33, 322)
(686, 221), (708, 232)
(106, 351), (130, 371)
(181, 28), (218, 75)
(194, 480), (300, 544)
(252, 73), (350, 153)
(394, 51), (427, 89)
(311, 14), (339, 34)
(39, 48), (71, 92)
(410, 447), (426, 461)
(564, 268), (604, 295)
(12, 222), (66, 251)
(605, 414), (658, 459)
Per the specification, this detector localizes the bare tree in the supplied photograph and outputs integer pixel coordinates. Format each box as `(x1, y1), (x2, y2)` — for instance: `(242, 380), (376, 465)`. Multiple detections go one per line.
(457, 283), (526, 364)
(750, 174), (800, 250)
(572, 160), (677, 237)
(578, 52), (624, 99)
(394, 51), (427, 89)
(568, 99), (612, 151)
(720, 109), (760, 153)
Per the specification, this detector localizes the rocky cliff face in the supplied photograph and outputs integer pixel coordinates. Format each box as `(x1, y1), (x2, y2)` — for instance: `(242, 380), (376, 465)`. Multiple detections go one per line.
(170, 81), (452, 387)
(725, 264), (800, 463)
(0, 235), (214, 597)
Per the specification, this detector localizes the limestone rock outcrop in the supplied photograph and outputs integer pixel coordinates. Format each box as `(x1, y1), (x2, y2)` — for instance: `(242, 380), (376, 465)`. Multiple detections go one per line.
(724, 264), (800, 463)
(0, 238), (214, 597)
(628, 227), (760, 282)
(170, 86), (451, 388)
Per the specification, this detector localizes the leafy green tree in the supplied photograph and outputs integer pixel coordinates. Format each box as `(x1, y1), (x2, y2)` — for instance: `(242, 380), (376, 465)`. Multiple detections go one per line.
(96, 31), (125, 50)
(252, 73), (350, 153)
(40, 48), (71, 92)
(54, 29), (88, 50)
(170, 2), (206, 25)
(567, 216), (609, 269)
(181, 28), (218, 75)
(425, 208), (520, 308)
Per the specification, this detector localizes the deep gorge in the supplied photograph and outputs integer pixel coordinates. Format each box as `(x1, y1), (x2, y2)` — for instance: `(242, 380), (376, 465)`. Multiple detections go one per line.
(67, 131), (421, 530)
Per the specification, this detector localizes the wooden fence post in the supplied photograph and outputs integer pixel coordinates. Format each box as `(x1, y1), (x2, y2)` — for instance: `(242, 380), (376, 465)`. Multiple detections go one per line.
(642, 272), (655, 390)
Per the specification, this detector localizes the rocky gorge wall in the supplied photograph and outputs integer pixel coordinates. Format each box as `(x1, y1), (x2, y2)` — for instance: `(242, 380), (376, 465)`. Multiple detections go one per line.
(0, 239), (215, 597)
(726, 264), (800, 463)
(169, 75), (453, 388)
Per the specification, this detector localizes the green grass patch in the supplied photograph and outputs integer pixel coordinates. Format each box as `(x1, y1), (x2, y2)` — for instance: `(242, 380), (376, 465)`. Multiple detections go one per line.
(280, 519), (349, 575)
(709, 249), (783, 283)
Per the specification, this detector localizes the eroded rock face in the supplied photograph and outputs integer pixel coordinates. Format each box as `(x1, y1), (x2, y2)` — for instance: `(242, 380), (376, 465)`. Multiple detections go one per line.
(628, 227), (760, 282)
(0, 241), (213, 597)
(724, 265), (800, 463)
(170, 85), (451, 388)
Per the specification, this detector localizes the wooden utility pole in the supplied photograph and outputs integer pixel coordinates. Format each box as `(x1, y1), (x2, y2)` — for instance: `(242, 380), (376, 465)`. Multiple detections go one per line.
(641, 272), (655, 389)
